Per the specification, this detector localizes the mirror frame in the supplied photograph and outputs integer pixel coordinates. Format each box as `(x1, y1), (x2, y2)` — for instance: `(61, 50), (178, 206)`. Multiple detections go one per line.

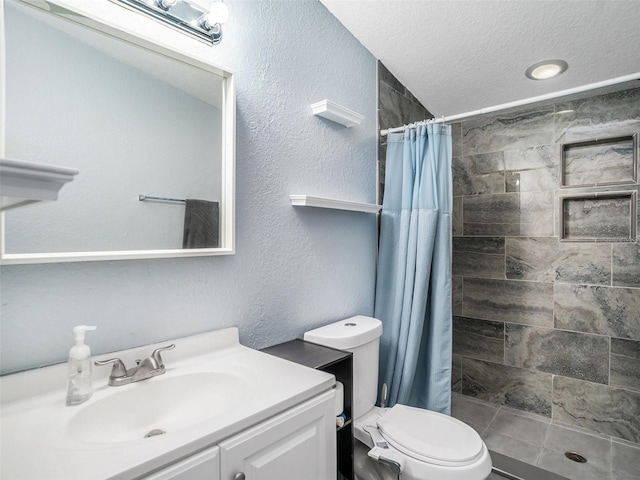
(0, 0), (235, 264)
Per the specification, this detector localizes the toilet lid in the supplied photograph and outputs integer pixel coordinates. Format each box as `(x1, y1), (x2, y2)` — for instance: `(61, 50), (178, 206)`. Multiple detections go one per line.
(376, 404), (484, 466)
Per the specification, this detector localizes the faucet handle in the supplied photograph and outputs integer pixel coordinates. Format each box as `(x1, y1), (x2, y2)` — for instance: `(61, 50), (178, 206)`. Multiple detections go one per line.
(151, 344), (175, 368)
(94, 358), (127, 378)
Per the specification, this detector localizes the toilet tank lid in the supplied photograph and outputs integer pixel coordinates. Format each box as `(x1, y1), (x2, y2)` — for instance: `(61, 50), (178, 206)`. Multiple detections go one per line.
(304, 316), (382, 350)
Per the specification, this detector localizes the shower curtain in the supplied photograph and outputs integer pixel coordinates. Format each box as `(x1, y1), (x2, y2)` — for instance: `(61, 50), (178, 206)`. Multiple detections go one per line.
(374, 124), (453, 414)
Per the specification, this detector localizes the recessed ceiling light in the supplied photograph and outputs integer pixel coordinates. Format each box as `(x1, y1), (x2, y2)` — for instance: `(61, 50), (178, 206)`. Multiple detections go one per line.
(525, 59), (569, 80)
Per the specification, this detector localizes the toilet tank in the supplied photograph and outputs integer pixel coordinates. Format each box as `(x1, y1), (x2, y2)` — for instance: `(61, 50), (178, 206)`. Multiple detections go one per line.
(304, 316), (383, 419)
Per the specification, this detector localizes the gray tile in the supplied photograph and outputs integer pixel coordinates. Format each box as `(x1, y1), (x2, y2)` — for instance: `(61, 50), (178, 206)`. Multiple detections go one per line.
(453, 196), (463, 236)
(613, 243), (640, 288)
(555, 87), (640, 143)
(463, 278), (554, 328)
(506, 237), (611, 285)
(453, 155), (505, 196)
(452, 353), (462, 393)
(553, 376), (640, 444)
(562, 138), (636, 187)
(611, 338), (640, 392)
(554, 284), (640, 341)
(519, 191), (556, 236)
(378, 82), (406, 131)
(463, 193), (521, 229)
(473, 152), (506, 174)
(453, 251), (505, 279)
(463, 106), (555, 156)
(462, 358), (553, 417)
(451, 393), (500, 428)
(378, 61), (405, 96)
(487, 409), (550, 447)
(612, 440), (640, 479)
(506, 167), (559, 193)
(537, 449), (610, 480)
(504, 144), (560, 194)
(505, 325), (609, 384)
(464, 192), (554, 236)
(453, 237), (505, 254)
(453, 316), (505, 363)
(452, 276), (463, 316)
(504, 145), (559, 171)
(465, 421), (487, 437)
(378, 82), (429, 132)
(483, 430), (543, 465)
(454, 315), (505, 339)
(544, 424), (612, 467)
(451, 122), (463, 158)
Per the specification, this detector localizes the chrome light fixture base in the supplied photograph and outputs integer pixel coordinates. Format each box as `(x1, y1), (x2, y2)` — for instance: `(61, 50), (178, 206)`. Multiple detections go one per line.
(111, 0), (223, 45)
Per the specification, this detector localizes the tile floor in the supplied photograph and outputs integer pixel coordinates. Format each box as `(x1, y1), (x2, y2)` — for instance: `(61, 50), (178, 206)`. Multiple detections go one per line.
(451, 393), (640, 480)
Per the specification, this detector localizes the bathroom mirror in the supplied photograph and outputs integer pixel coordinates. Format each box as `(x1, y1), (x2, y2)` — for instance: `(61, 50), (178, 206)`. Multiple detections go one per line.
(0, 0), (235, 264)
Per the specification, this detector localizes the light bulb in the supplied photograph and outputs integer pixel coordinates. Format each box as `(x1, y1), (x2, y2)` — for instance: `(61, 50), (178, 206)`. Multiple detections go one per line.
(531, 64), (561, 79)
(206, 1), (229, 25)
(525, 60), (568, 80)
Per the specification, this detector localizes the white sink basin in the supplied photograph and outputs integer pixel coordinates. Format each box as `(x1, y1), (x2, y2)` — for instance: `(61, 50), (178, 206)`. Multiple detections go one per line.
(67, 372), (246, 444)
(1, 328), (335, 480)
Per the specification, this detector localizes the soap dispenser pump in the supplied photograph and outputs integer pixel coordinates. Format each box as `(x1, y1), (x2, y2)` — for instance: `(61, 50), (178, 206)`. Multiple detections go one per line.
(66, 325), (97, 406)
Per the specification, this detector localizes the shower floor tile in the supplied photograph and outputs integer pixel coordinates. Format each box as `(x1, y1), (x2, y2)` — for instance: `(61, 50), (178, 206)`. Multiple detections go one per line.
(612, 440), (640, 480)
(451, 393), (640, 480)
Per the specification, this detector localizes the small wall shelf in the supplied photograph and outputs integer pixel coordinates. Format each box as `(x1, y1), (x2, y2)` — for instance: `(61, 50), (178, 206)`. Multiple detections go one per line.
(289, 195), (381, 213)
(310, 100), (364, 128)
(0, 158), (79, 211)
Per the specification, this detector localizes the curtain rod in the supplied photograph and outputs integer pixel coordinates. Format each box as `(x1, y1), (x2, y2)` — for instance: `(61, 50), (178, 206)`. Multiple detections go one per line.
(380, 72), (640, 136)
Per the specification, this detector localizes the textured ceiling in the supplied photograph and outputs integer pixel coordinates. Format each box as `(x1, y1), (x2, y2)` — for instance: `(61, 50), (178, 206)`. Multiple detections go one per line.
(320, 0), (640, 119)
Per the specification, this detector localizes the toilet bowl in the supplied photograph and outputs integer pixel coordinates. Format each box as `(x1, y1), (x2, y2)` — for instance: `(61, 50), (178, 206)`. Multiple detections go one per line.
(304, 316), (492, 480)
(353, 405), (491, 480)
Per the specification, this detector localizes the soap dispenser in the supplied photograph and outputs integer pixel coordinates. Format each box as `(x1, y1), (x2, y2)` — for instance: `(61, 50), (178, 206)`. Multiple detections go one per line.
(66, 325), (97, 406)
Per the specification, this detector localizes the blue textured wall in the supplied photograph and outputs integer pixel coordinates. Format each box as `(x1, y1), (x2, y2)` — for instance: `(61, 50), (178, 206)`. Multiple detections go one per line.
(0, 0), (378, 374)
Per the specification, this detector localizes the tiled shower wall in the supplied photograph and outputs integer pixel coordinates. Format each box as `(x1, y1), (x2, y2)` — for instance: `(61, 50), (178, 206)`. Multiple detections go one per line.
(378, 61), (431, 203)
(450, 86), (640, 444)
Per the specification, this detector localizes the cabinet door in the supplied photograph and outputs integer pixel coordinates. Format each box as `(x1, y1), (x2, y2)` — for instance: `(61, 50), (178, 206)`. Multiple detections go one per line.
(143, 446), (220, 480)
(219, 390), (335, 480)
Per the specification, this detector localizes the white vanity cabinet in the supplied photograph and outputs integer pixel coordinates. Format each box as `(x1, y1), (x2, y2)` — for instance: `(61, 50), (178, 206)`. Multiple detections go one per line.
(219, 391), (335, 480)
(144, 391), (335, 480)
(144, 447), (220, 480)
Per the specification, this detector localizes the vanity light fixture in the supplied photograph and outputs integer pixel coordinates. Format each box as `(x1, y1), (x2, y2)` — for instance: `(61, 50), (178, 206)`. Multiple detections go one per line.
(525, 59), (568, 80)
(111, 0), (229, 45)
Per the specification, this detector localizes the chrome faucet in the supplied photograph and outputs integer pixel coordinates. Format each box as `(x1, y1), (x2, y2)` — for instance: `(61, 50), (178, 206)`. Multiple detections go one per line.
(95, 344), (175, 387)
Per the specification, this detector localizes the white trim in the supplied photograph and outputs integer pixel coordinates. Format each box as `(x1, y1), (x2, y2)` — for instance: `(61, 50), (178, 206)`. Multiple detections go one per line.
(1, 0), (236, 264)
(310, 100), (364, 128)
(289, 195), (381, 213)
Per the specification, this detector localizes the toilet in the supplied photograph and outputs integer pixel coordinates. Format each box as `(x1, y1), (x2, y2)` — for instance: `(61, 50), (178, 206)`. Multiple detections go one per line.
(304, 316), (492, 480)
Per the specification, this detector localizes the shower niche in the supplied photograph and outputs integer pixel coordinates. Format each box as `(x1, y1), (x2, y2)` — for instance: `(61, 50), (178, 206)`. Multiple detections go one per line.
(559, 190), (637, 242)
(559, 133), (638, 242)
(560, 134), (637, 188)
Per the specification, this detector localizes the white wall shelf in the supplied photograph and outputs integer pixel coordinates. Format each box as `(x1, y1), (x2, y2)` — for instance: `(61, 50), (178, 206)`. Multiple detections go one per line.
(0, 158), (79, 211)
(289, 195), (381, 213)
(310, 100), (364, 128)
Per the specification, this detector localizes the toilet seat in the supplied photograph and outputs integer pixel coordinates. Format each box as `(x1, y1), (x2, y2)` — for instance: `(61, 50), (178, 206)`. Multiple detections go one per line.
(376, 404), (485, 467)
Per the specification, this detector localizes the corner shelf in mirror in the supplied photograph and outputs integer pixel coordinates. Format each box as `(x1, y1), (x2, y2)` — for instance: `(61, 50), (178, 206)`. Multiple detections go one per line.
(0, 158), (79, 212)
(289, 195), (381, 213)
(310, 100), (364, 128)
